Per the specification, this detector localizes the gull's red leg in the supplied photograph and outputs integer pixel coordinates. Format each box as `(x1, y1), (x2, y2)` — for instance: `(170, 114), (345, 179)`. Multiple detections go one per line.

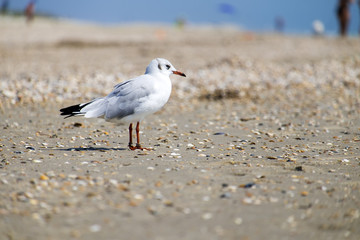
(135, 121), (141, 148)
(129, 122), (151, 151)
(128, 123), (135, 150)
(129, 122), (151, 150)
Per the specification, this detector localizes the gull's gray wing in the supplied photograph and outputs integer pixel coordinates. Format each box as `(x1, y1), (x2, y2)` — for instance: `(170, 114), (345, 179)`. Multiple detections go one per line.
(104, 74), (155, 120)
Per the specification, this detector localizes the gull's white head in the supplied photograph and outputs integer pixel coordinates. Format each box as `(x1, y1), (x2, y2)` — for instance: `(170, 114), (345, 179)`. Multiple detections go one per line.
(145, 58), (186, 77)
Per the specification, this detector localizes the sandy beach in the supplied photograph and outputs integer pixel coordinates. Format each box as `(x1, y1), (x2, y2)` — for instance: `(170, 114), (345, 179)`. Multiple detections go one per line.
(0, 16), (360, 240)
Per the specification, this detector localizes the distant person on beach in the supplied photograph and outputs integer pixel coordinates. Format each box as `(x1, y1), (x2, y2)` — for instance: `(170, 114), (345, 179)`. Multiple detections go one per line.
(274, 16), (285, 33)
(336, 0), (353, 36)
(1, 0), (9, 14)
(25, 0), (35, 23)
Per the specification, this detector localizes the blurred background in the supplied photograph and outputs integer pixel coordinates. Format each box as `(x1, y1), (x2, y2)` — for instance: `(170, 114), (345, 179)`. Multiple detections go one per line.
(2, 0), (360, 36)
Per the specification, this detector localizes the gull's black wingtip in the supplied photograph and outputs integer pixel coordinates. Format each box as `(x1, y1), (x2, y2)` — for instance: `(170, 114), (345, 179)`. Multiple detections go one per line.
(60, 104), (82, 118)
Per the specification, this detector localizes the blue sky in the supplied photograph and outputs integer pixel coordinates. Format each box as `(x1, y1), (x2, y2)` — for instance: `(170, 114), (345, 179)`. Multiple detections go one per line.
(7, 0), (360, 35)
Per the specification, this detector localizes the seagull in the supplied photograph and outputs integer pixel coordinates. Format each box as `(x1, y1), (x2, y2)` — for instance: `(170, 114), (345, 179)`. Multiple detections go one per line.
(60, 58), (186, 150)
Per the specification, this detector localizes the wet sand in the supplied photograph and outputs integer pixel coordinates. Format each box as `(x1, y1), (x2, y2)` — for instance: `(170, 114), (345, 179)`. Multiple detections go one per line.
(0, 17), (360, 240)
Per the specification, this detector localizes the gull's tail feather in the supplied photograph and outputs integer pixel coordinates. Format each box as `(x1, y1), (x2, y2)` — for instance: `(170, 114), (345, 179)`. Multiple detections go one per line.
(60, 102), (91, 119)
(60, 98), (106, 119)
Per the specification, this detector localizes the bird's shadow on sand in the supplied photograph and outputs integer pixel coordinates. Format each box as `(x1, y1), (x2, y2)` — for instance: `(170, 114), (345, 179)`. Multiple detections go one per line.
(55, 146), (127, 152)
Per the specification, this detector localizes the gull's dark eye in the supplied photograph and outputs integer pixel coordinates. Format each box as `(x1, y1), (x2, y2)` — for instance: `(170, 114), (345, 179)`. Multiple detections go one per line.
(165, 64), (171, 70)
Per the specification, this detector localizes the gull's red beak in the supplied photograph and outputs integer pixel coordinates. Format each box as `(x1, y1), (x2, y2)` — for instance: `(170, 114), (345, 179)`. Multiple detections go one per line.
(172, 70), (186, 77)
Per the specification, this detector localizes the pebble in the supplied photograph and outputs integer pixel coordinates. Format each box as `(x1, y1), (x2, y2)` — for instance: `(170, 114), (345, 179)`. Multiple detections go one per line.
(202, 196), (210, 201)
(301, 191), (309, 197)
(214, 132), (225, 135)
(295, 166), (303, 171)
(234, 217), (243, 225)
(109, 179), (118, 186)
(202, 213), (213, 220)
(220, 192), (231, 199)
(89, 224), (101, 232)
(46, 171), (56, 177)
(240, 182), (256, 189)
(242, 197), (253, 204)
(39, 175), (49, 181)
